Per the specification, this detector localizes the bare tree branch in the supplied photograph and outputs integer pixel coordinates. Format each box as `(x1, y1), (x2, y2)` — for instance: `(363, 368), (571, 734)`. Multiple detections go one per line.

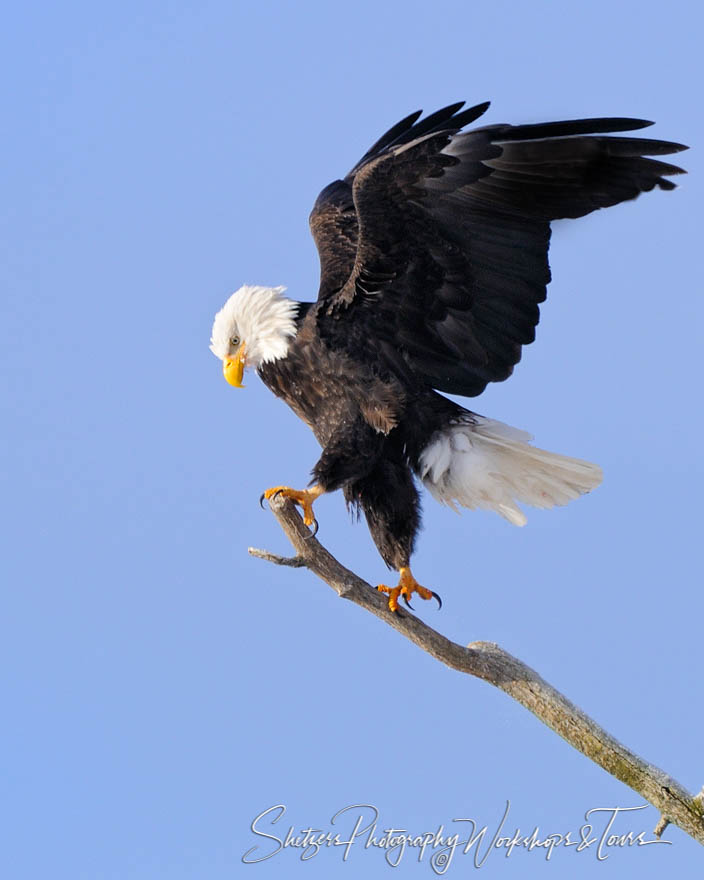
(250, 494), (704, 846)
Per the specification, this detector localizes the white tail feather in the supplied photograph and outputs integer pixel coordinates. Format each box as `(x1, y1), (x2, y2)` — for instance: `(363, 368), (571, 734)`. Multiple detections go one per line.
(419, 417), (603, 527)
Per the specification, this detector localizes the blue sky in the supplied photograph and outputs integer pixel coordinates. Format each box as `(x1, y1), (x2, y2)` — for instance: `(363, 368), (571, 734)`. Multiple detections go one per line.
(2, 1), (702, 877)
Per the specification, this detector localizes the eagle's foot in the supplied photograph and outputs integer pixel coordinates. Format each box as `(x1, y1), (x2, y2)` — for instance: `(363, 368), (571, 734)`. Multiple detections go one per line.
(261, 484), (323, 530)
(377, 566), (443, 613)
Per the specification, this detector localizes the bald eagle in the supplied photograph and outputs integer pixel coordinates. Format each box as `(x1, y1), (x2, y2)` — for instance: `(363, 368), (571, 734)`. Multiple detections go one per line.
(210, 101), (685, 611)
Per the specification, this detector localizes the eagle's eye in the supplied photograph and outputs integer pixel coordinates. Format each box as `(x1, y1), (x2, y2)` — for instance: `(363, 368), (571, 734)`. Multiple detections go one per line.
(230, 335), (240, 347)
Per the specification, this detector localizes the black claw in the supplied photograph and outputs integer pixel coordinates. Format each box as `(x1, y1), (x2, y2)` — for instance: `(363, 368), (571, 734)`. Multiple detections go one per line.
(403, 594), (415, 610)
(309, 517), (319, 537)
(272, 488), (284, 500)
(431, 591), (443, 610)
(259, 492), (267, 510)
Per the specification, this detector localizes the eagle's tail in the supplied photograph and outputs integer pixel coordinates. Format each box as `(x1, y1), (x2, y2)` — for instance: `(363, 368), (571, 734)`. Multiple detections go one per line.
(418, 417), (602, 526)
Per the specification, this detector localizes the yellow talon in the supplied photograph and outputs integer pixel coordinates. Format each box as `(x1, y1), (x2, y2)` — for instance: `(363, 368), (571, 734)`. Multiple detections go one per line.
(377, 567), (441, 612)
(262, 485), (323, 527)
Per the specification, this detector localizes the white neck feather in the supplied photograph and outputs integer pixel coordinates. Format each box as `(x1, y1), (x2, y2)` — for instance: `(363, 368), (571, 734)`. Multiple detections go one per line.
(210, 285), (299, 368)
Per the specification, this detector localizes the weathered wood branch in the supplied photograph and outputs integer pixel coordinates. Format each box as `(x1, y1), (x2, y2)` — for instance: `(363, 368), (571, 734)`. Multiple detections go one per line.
(249, 494), (704, 846)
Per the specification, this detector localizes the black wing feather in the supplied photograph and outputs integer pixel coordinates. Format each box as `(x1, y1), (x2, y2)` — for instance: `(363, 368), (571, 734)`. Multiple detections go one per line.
(308, 104), (686, 396)
(349, 101), (491, 176)
(352, 109), (424, 170)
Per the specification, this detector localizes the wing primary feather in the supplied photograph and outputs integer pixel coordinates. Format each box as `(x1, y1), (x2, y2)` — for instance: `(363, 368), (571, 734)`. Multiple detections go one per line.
(598, 136), (688, 156)
(383, 101), (492, 151)
(446, 101), (492, 131)
(393, 102), (467, 141)
(351, 101), (493, 173)
(354, 109), (424, 168)
(498, 117), (656, 141)
(492, 136), (687, 162)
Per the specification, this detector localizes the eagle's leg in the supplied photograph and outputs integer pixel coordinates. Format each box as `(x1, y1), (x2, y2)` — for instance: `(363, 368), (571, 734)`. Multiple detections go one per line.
(261, 484), (324, 528)
(377, 567), (442, 613)
(341, 455), (442, 613)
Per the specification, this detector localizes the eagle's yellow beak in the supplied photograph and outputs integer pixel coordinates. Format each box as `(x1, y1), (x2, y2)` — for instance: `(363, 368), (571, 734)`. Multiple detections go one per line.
(223, 344), (246, 388)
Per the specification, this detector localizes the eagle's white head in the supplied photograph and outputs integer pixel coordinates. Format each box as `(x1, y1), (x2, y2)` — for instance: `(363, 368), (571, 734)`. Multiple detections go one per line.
(209, 285), (299, 387)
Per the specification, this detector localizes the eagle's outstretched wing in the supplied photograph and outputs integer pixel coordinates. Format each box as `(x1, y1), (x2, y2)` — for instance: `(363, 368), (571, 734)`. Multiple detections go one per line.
(308, 102), (686, 396)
